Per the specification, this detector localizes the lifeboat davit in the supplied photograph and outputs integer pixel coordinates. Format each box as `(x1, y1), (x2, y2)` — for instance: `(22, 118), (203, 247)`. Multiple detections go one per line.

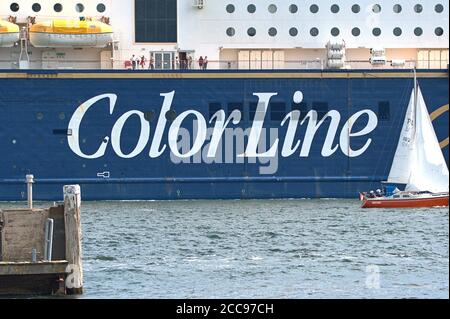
(0, 20), (19, 47)
(29, 19), (113, 48)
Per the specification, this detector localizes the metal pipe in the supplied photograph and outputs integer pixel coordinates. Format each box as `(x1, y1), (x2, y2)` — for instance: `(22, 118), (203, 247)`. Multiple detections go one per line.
(44, 218), (54, 261)
(31, 248), (37, 263)
(26, 174), (34, 209)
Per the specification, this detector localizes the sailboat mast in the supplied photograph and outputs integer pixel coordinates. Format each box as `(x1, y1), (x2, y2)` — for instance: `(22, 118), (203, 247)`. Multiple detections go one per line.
(412, 68), (418, 141)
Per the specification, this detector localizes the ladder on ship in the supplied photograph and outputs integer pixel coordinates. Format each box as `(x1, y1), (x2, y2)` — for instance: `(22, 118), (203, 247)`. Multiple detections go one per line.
(18, 25), (30, 69)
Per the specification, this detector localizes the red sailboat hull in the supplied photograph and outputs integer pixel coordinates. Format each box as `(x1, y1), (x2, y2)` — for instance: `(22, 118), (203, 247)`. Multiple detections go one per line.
(361, 194), (449, 209)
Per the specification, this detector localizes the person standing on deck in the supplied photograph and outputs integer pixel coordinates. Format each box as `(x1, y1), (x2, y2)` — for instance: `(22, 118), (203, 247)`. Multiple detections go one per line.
(198, 56), (204, 70)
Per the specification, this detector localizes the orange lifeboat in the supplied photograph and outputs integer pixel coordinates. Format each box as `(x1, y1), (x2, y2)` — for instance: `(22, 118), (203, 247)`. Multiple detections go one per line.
(29, 19), (113, 48)
(0, 20), (19, 47)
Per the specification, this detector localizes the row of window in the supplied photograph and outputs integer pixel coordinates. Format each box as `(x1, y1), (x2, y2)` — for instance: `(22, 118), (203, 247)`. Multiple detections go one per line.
(227, 27), (445, 38)
(226, 3), (445, 14)
(9, 2), (106, 13)
(207, 102), (390, 122)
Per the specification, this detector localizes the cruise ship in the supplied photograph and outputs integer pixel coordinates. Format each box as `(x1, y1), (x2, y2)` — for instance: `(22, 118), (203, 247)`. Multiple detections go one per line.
(0, 0), (448, 200)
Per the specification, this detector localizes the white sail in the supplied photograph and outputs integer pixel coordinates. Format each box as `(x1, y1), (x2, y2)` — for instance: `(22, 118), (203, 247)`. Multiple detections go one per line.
(405, 86), (449, 193)
(387, 84), (449, 192)
(387, 89), (417, 184)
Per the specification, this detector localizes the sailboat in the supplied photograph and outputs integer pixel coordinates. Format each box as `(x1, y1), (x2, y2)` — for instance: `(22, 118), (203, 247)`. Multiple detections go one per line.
(360, 71), (449, 209)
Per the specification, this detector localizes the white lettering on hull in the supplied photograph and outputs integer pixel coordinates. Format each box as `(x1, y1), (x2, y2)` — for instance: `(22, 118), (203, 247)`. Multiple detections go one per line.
(67, 91), (379, 171)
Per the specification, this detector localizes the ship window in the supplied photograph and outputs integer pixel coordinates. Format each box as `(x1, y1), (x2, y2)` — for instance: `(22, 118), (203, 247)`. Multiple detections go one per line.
(32, 3), (41, 12)
(372, 4), (381, 13)
(227, 103), (244, 118)
(247, 27), (256, 37)
(378, 102), (390, 121)
(249, 102), (267, 121)
(289, 27), (298, 37)
(393, 27), (402, 37)
(414, 4), (423, 13)
(372, 28), (382, 36)
(289, 4), (298, 13)
(292, 101), (308, 122)
(331, 4), (340, 13)
(165, 110), (177, 122)
(310, 28), (319, 37)
(331, 28), (340, 37)
(135, 0), (177, 43)
(54, 3), (63, 12)
(36, 112), (44, 120)
(97, 3), (106, 13)
(352, 27), (361, 36)
(435, 4), (444, 13)
(268, 4), (277, 14)
(414, 27), (423, 36)
(226, 27), (235, 37)
(270, 103), (286, 121)
(209, 103), (222, 120)
(268, 27), (277, 37)
(310, 4), (319, 13)
(10, 3), (19, 12)
(351, 4), (360, 13)
(76, 3), (84, 13)
(393, 4), (402, 13)
(247, 4), (256, 14)
(59, 112), (66, 120)
(226, 4), (235, 13)
(435, 27), (444, 36)
(312, 102), (328, 121)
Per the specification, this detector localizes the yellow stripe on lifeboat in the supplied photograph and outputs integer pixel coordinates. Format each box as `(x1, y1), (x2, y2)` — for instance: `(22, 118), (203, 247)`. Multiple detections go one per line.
(0, 20), (20, 47)
(29, 19), (113, 48)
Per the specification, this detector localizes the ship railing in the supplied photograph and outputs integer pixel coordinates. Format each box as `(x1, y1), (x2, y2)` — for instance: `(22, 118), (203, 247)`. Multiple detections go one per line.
(0, 59), (445, 71)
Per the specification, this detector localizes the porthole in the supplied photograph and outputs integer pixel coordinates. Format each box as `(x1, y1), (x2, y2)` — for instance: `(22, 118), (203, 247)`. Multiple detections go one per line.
(36, 112), (44, 120)
(414, 4), (423, 13)
(54, 3), (63, 12)
(226, 4), (235, 13)
(331, 28), (340, 36)
(97, 3), (106, 13)
(289, 27), (298, 37)
(435, 4), (444, 13)
(393, 4), (402, 13)
(226, 27), (235, 37)
(372, 28), (381, 36)
(289, 4), (298, 13)
(310, 4), (319, 13)
(59, 112), (66, 120)
(268, 4), (277, 13)
(310, 27), (319, 37)
(247, 4), (256, 13)
(435, 27), (444, 36)
(351, 4), (360, 13)
(144, 111), (155, 122)
(75, 3), (85, 13)
(393, 27), (402, 36)
(165, 110), (177, 122)
(10, 3), (19, 12)
(331, 4), (339, 13)
(372, 4), (381, 13)
(268, 27), (277, 37)
(414, 27), (423, 36)
(352, 27), (361, 36)
(32, 3), (41, 12)
(247, 27), (256, 37)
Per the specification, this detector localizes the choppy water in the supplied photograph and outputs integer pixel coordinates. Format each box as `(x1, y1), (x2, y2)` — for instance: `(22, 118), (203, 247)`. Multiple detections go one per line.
(1, 199), (449, 298)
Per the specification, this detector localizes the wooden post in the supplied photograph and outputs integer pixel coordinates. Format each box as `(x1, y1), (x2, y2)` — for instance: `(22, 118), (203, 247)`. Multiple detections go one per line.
(63, 185), (83, 295)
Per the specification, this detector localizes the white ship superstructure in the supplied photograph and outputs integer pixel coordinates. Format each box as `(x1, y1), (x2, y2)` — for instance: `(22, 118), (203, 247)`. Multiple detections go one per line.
(0, 0), (448, 69)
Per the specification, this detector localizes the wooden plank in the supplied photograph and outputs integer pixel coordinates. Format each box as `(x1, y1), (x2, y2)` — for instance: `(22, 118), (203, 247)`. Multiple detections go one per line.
(64, 185), (83, 294)
(0, 261), (68, 276)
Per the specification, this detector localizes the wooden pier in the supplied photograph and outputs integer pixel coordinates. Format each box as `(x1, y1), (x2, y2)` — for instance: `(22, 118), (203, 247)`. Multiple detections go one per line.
(0, 177), (83, 296)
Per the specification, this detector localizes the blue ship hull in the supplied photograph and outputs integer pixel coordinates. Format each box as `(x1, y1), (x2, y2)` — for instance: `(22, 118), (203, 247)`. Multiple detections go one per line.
(0, 70), (448, 200)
